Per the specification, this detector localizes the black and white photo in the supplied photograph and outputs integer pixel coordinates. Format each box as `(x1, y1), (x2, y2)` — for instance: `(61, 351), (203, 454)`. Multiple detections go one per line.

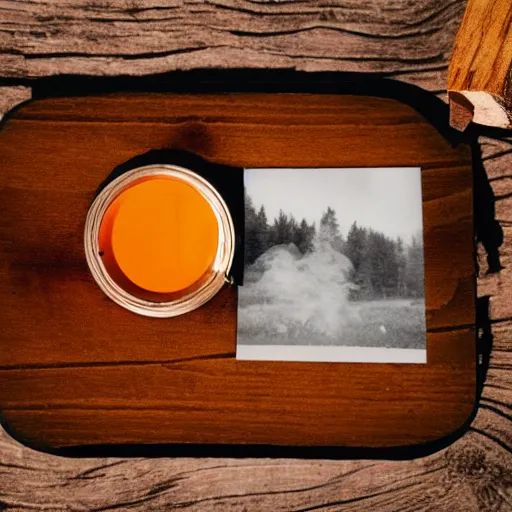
(237, 167), (427, 363)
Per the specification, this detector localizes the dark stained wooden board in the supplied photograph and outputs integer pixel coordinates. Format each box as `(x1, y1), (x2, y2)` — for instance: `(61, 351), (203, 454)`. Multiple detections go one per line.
(0, 93), (475, 450)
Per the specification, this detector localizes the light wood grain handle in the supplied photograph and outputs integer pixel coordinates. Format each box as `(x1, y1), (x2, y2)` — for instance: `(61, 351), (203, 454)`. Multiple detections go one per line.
(448, 0), (512, 131)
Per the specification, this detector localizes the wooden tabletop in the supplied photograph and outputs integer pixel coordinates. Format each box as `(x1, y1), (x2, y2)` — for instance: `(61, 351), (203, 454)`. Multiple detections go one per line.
(0, 1), (510, 510)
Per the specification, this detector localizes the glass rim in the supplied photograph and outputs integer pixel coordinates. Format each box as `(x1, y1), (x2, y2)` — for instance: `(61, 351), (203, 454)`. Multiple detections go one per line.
(84, 164), (235, 318)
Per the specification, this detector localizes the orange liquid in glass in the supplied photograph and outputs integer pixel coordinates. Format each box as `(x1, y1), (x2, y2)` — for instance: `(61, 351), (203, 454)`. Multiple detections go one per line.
(99, 177), (219, 293)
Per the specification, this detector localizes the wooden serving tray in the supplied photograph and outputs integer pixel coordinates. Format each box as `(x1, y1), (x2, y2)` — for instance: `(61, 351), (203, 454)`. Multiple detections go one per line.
(0, 90), (476, 456)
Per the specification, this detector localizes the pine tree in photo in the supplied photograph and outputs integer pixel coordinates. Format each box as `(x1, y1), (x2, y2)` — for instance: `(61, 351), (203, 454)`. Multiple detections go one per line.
(256, 205), (270, 253)
(345, 222), (366, 272)
(272, 209), (294, 246)
(294, 218), (315, 254)
(319, 207), (345, 254)
(319, 207), (339, 243)
(405, 234), (425, 298)
(244, 191), (268, 265)
(395, 236), (407, 297)
(345, 222), (368, 297)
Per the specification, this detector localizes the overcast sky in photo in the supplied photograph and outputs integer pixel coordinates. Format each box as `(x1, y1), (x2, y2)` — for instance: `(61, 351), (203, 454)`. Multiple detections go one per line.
(245, 167), (423, 242)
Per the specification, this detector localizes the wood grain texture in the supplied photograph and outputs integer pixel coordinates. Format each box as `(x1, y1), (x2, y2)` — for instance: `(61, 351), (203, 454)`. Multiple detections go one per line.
(0, 93), (475, 450)
(0, 86), (30, 120)
(0, 0), (464, 92)
(0, 0), (511, 510)
(448, 0), (512, 130)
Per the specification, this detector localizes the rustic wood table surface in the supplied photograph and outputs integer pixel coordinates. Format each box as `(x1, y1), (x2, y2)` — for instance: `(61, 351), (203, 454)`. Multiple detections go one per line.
(0, 1), (510, 510)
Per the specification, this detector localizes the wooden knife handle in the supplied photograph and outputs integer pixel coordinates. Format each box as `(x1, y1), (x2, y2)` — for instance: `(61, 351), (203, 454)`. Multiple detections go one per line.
(448, 0), (512, 131)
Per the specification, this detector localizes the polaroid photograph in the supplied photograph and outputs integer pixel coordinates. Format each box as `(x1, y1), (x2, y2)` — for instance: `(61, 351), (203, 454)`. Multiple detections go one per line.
(237, 167), (427, 364)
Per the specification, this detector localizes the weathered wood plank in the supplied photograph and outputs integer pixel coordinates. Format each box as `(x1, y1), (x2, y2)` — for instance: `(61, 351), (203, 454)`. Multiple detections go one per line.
(0, 85), (30, 120)
(0, 0), (464, 93)
(0, 421), (510, 510)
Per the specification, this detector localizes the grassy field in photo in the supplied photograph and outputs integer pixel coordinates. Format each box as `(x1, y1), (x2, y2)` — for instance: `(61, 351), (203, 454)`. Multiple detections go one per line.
(238, 296), (426, 350)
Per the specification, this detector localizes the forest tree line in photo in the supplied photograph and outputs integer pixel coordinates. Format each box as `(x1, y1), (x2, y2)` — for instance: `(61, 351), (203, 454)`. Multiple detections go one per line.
(245, 193), (424, 300)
